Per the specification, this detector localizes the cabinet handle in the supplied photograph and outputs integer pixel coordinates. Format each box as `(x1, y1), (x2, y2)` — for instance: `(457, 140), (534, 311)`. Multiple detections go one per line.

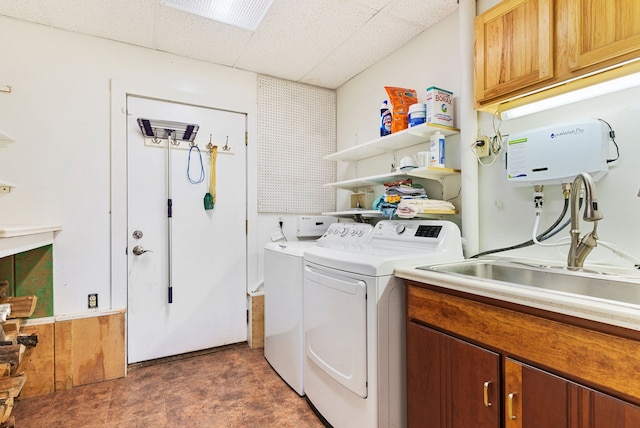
(483, 381), (492, 407)
(507, 392), (517, 420)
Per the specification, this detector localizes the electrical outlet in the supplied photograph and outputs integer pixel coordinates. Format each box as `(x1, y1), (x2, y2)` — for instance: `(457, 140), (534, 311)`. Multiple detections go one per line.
(88, 293), (98, 309)
(475, 137), (490, 158)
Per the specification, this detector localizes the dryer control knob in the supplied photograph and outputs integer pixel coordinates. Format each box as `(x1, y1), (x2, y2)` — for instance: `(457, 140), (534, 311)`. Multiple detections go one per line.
(340, 227), (348, 236)
(395, 224), (406, 234)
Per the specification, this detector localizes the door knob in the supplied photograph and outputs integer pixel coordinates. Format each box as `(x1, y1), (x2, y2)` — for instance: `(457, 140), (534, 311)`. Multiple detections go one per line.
(132, 245), (152, 256)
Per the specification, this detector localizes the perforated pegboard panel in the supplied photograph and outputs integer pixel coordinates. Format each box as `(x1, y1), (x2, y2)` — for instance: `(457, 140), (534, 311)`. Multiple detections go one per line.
(257, 76), (336, 213)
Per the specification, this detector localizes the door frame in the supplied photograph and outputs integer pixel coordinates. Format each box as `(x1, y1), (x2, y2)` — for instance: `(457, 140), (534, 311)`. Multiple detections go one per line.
(109, 79), (258, 361)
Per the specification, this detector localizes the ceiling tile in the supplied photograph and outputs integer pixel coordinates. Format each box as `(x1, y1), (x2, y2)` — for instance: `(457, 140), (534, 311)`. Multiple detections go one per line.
(0, 0), (49, 25)
(385, 0), (458, 27)
(351, 0), (393, 12)
(301, 12), (425, 88)
(234, 0), (376, 82)
(38, 0), (156, 47)
(155, 5), (252, 66)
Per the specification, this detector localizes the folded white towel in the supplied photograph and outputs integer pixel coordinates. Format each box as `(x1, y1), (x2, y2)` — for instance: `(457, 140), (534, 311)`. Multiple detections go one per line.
(396, 199), (456, 218)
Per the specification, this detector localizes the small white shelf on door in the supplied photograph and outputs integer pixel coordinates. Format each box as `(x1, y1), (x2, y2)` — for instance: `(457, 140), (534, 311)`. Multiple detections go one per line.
(325, 123), (460, 162)
(324, 166), (460, 190)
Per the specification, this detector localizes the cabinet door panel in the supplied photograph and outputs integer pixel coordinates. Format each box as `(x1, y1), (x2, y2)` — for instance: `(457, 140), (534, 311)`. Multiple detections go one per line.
(448, 335), (501, 428)
(568, 0), (640, 70)
(505, 359), (568, 427)
(569, 383), (640, 427)
(407, 321), (500, 428)
(474, 0), (553, 104)
(407, 321), (442, 428)
(521, 364), (568, 427)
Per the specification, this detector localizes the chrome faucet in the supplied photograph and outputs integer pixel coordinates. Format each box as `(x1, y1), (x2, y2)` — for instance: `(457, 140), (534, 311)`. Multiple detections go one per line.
(567, 172), (604, 269)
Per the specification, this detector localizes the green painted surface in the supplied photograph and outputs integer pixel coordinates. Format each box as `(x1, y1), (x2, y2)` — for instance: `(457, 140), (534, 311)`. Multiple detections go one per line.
(15, 245), (54, 318)
(0, 256), (15, 295)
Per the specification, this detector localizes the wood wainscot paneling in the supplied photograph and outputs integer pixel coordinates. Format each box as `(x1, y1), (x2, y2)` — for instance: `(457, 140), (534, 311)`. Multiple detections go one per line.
(250, 295), (264, 349)
(54, 321), (73, 392)
(19, 311), (126, 398)
(18, 323), (55, 397)
(64, 311), (126, 387)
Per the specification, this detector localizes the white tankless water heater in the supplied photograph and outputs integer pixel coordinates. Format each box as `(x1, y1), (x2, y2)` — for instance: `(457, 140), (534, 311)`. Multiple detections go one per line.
(506, 118), (609, 186)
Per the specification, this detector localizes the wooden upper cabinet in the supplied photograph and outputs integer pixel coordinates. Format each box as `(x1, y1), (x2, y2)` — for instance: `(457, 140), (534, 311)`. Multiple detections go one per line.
(474, 0), (554, 106)
(567, 0), (640, 70)
(474, 0), (640, 111)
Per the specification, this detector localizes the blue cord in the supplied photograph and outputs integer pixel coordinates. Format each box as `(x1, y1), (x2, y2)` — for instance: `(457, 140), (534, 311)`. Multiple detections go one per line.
(187, 145), (205, 184)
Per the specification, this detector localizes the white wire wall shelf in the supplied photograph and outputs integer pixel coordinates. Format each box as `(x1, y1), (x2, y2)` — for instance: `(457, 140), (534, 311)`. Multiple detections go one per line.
(323, 166), (460, 190)
(325, 123), (460, 162)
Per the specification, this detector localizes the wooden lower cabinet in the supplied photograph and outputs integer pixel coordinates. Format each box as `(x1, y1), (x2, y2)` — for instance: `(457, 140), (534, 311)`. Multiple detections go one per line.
(407, 321), (500, 428)
(506, 359), (640, 428)
(407, 283), (640, 428)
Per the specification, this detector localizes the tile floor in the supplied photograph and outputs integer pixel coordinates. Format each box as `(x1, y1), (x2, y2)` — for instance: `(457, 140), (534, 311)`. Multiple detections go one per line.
(13, 343), (325, 428)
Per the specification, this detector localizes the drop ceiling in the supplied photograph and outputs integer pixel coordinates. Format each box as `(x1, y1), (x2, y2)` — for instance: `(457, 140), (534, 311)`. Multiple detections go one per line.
(0, 0), (459, 89)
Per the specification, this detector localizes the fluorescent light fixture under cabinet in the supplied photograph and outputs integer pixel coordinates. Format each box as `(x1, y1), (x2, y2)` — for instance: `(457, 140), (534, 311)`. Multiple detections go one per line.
(500, 71), (640, 120)
(161, 0), (273, 31)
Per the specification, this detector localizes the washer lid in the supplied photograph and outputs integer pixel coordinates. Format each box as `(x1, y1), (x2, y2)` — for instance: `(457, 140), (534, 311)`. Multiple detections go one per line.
(264, 241), (319, 257)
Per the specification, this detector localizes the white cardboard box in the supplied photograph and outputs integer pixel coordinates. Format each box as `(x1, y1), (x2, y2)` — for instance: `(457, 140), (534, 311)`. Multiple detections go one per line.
(425, 87), (454, 127)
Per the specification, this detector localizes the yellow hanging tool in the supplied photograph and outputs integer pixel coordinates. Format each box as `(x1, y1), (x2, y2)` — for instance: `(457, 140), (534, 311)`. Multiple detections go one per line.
(204, 145), (217, 210)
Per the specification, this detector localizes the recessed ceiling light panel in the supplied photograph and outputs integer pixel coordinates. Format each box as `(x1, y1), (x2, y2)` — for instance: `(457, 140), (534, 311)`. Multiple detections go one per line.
(161, 0), (273, 31)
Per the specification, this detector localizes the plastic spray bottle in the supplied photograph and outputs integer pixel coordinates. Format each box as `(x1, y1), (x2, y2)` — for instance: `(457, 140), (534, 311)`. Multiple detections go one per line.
(380, 100), (392, 137)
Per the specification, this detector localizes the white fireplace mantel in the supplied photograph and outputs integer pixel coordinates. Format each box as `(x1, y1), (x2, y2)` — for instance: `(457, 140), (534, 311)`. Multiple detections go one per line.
(0, 225), (62, 258)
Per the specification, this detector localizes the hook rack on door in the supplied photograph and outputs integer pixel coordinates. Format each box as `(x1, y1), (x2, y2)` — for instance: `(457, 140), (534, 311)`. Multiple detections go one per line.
(210, 135), (235, 155)
(137, 118), (199, 150)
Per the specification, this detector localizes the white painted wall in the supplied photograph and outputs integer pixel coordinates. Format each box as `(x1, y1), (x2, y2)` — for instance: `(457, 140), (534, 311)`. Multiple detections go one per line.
(338, 0), (640, 268)
(0, 17), (293, 315)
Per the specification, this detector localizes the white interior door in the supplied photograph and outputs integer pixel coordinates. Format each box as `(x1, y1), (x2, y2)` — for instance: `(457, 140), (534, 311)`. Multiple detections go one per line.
(126, 96), (247, 364)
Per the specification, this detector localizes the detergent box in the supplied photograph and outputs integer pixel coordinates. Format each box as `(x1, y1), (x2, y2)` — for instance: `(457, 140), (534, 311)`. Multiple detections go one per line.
(425, 87), (454, 127)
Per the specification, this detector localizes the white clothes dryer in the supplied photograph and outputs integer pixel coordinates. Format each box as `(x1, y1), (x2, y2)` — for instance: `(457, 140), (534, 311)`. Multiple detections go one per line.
(263, 220), (371, 396)
(303, 220), (464, 428)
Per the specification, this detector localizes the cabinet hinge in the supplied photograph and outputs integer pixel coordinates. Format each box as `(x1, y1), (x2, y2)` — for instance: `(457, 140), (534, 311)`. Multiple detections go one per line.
(246, 220), (248, 235)
(246, 309), (249, 324)
(245, 131), (248, 146)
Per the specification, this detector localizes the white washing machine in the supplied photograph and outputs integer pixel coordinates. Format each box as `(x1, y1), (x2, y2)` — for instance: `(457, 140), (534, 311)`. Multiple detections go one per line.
(263, 217), (368, 396)
(303, 220), (464, 428)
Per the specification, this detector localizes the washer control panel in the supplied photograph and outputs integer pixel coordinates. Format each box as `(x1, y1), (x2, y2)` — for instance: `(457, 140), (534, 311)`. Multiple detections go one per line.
(371, 220), (462, 254)
(319, 223), (373, 244)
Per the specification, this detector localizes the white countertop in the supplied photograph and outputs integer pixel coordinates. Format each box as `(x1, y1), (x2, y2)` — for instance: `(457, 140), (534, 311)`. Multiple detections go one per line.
(395, 260), (640, 332)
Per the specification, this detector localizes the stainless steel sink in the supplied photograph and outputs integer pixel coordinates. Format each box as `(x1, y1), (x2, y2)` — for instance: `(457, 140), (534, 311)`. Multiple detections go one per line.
(417, 259), (640, 306)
